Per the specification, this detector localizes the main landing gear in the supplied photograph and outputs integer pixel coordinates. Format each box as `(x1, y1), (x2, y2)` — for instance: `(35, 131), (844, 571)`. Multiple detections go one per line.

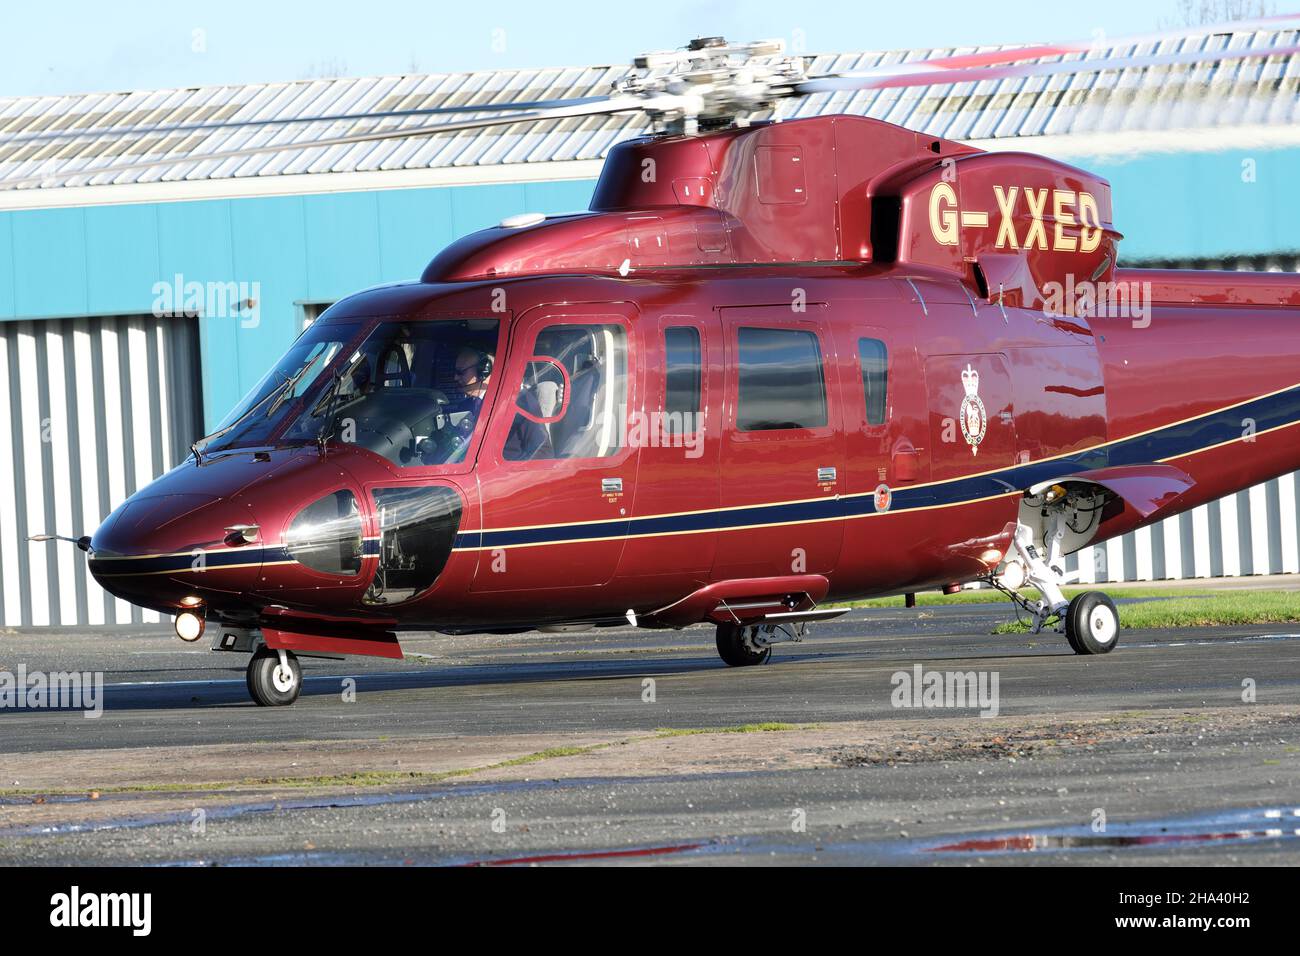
(1063, 590), (1119, 655)
(246, 648), (303, 706)
(990, 504), (1120, 656)
(715, 621), (810, 666)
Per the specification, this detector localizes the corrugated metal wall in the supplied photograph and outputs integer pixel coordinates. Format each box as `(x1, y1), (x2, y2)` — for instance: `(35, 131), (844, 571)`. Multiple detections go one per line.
(4, 27), (1297, 191)
(0, 313), (202, 626)
(1067, 254), (1300, 583)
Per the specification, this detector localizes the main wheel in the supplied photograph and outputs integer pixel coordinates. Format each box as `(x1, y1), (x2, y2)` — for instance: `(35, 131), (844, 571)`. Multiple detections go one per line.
(246, 648), (303, 706)
(715, 622), (772, 666)
(1064, 591), (1119, 655)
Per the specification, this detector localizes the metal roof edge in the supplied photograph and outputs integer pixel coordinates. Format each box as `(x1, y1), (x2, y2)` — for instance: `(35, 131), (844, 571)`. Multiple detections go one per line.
(0, 158), (606, 212)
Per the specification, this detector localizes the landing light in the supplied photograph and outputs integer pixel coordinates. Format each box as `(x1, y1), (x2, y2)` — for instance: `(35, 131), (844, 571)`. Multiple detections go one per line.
(175, 610), (205, 642)
(998, 561), (1027, 591)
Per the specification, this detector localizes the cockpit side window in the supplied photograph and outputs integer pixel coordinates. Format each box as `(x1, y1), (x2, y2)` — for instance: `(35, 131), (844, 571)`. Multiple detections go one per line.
(503, 323), (628, 461)
(279, 318), (500, 466)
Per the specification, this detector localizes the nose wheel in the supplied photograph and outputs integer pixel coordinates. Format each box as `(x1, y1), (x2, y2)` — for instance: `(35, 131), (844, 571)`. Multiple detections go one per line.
(246, 648), (303, 706)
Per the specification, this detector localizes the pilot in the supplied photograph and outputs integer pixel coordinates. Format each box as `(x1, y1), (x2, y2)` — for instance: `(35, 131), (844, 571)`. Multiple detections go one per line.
(422, 347), (493, 463)
(450, 347), (492, 418)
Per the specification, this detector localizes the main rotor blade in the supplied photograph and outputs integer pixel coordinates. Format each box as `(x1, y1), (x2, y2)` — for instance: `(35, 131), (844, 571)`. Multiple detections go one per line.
(796, 39), (1300, 94)
(856, 11), (1300, 78)
(0, 95), (654, 190)
(0, 96), (615, 148)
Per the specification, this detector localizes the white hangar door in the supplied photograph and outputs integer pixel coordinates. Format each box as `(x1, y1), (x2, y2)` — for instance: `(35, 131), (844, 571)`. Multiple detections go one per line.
(0, 314), (204, 626)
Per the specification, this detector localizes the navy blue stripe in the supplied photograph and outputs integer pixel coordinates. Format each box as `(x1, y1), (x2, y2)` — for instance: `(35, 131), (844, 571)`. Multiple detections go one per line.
(95, 384), (1300, 560)
(89, 546), (283, 576)
(91, 538), (382, 575)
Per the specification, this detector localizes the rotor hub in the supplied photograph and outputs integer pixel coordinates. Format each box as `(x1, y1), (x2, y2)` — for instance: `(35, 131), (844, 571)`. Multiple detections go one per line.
(617, 37), (807, 133)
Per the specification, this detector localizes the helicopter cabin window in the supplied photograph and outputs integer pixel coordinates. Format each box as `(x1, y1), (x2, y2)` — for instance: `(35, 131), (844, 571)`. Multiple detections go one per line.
(858, 338), (888, 426)
(285, 490), (363, 576)
(736, 327), (827, 431)
(663, 326), (701, 434)
(504, 323), (628, 461)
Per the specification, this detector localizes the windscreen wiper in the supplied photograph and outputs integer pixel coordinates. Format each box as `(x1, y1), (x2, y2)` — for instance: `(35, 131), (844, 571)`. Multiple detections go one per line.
(190, 361), (315, 465)
(264, 353), (323, 421)
(313, 353), (367, 457)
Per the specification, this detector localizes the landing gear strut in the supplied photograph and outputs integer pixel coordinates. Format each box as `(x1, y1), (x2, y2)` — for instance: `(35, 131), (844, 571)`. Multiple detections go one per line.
(246, 648), (303, 706)
(990, 506), (1121, 655)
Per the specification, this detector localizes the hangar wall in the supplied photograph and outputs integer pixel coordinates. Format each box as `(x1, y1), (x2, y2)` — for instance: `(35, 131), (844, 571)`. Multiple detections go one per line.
(0, 313), (202, 625)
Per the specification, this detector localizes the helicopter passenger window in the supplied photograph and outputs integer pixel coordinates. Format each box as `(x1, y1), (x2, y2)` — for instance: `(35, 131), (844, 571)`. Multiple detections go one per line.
(503, 323), (627, 461)
(663, 326), (701, 434)
(736, 327), (827, 431)
(858, 338), (888, 426)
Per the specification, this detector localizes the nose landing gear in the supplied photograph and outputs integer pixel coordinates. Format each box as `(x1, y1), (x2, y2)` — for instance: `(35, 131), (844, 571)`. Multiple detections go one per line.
(246, 648), (303, 706)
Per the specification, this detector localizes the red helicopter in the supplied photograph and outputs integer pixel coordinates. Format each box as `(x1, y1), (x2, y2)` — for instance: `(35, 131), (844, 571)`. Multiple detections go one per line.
(27, 22), (1300, 705)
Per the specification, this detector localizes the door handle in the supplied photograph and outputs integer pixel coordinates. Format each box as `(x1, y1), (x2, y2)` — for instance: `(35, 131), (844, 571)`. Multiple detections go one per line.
(601, 478), (623, 494)
(817, 467), (837, 483)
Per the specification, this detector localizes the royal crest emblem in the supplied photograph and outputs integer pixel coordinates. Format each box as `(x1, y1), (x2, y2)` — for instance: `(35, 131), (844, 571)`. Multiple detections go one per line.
(959, 363), (986, 456)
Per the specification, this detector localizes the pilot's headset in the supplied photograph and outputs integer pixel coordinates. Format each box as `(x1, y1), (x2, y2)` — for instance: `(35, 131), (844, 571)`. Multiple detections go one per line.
(473, 349), (494, 380)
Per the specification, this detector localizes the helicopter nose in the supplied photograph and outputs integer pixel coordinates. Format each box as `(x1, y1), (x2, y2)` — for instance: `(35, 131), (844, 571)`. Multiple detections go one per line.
(88, 493), (263, 612)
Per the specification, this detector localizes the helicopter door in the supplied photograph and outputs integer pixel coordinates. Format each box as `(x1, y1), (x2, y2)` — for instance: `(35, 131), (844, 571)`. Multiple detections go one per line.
(833, 320), (932, 493)
(470, 305), (639, 591)
(830, 319), (933, 592)
(711, 307), (845, 579)
(617, 313), (721, 576)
